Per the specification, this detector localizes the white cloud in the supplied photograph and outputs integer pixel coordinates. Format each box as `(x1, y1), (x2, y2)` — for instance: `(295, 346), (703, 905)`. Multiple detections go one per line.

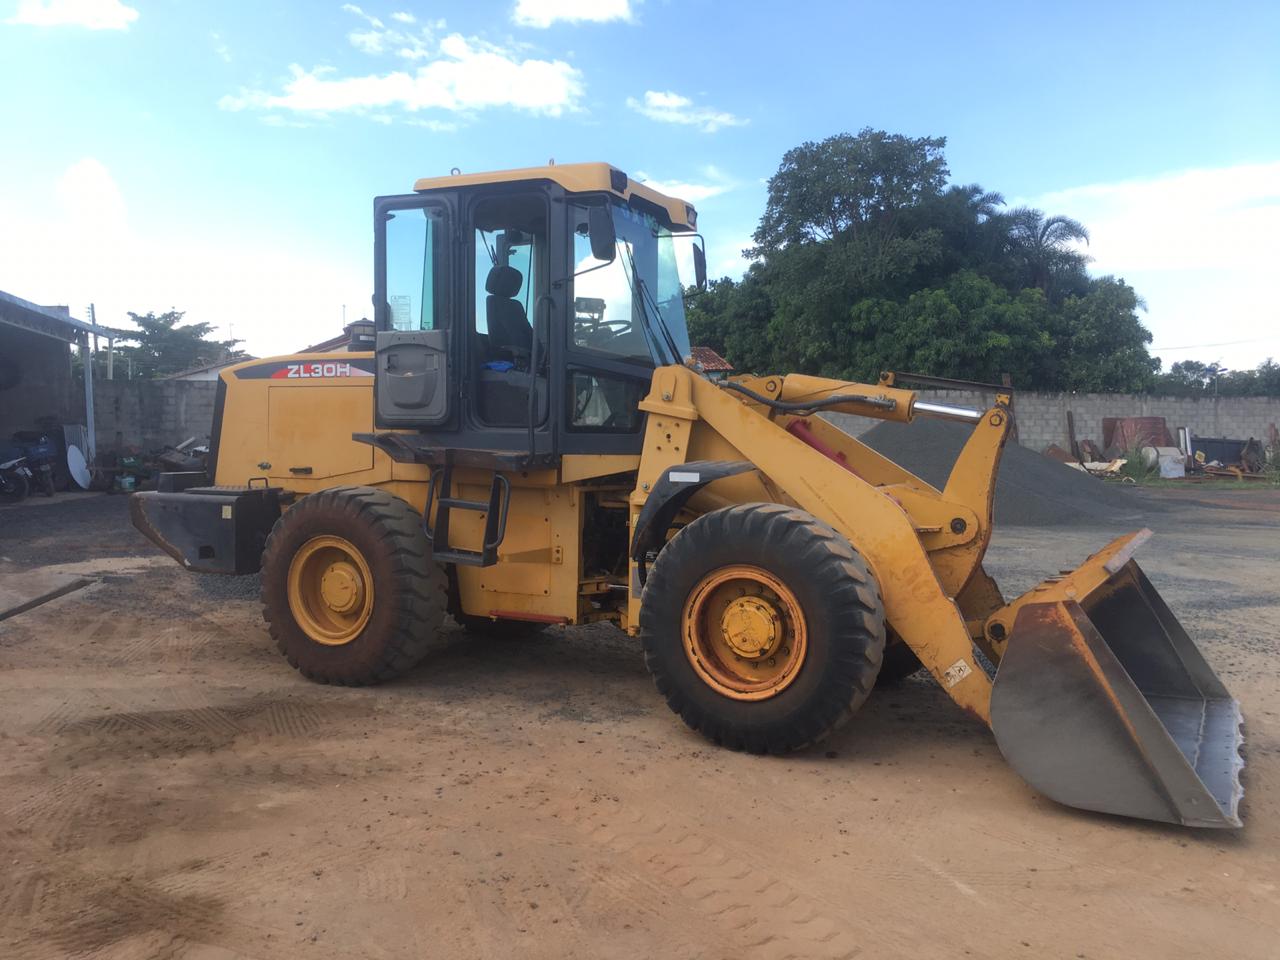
(341, 4), (445, 59)
(341, 3), (383, 28)
(1029, 161), (1280, 369)
(406, 118), (460, 133)
(513, 0), (632, 28)
(0, 159), (368, 358)
(210, 31), (231, 63)
(348, 28), (386, 54)
(633, 165), (735, 204)
(6, 0), (138, 29)
(626, 90), (746, 133)
(220, 34), (584, 119)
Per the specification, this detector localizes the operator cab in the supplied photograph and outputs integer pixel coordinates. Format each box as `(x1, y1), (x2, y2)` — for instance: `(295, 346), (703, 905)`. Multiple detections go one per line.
(368, 163), (704, 469)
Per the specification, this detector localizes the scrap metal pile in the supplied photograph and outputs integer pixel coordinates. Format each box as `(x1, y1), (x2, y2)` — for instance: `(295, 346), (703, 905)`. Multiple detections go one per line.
(1044, 415), (1276, 482)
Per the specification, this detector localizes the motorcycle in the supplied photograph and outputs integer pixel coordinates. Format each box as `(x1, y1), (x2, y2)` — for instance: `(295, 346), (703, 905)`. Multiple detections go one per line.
(0, 455), (33, 503)
(9, 433), (57, 497)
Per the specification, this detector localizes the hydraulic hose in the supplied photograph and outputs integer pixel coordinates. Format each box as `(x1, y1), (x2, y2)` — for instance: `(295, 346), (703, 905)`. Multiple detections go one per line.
(718, 379), (897, 416)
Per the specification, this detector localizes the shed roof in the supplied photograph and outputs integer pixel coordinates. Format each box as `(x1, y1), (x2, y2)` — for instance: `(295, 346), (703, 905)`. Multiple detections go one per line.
(0, 289), (113, 344)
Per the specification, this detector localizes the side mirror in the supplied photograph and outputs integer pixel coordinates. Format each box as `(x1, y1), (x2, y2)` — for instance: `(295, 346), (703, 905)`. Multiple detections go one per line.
(588, 205), (616, 263)
(693, 241), (707, 291)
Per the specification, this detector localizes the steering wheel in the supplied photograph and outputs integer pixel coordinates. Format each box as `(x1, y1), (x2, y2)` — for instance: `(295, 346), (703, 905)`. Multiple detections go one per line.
(580, 319), (634, 350)
(573, 376), (596, 422)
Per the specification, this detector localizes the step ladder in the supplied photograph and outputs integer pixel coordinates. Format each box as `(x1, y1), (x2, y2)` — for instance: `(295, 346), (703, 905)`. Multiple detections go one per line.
(423, 464), (511, 567)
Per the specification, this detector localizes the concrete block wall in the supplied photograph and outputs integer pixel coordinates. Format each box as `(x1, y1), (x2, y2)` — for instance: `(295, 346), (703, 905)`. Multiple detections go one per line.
(829, 388), (1280, 453)
(86, 378), (1280, 457)
(94, 379), (218, 452)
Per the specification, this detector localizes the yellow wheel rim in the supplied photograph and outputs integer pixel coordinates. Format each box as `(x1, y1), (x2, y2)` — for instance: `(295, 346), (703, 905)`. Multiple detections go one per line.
(286, 535), (374, 646)
(681, 565), (807, 701)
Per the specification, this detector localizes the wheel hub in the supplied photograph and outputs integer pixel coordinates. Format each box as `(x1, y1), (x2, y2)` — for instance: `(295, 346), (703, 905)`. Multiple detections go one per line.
(720, 596), (781, 659)
(320, 562), (363, 614)
(681, 564), (808, 701)
(286, 535), (375, 646)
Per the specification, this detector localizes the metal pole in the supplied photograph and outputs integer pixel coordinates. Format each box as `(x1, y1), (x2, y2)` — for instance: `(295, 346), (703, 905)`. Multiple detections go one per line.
(106, 335), (114, 380)
(81, 333), (97, 463)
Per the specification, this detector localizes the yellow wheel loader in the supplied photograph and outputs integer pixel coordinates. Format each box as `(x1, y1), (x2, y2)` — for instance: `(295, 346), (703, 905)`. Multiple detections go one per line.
(131, 163), (1244, 828)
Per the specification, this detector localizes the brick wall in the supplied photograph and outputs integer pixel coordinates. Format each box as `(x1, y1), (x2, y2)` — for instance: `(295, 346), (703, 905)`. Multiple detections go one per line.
(93, 379), (218, 452)
(828, 388), (1280, 453)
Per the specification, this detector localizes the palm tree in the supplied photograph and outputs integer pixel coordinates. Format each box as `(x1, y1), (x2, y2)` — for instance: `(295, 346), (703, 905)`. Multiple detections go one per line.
(1004, 207), (1091, 295)
(949, 183), (1006, 221)
(947, 184), (1007, 266)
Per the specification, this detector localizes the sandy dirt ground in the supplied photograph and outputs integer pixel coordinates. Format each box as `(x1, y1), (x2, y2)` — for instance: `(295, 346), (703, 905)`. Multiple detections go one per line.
(0, 489), (1277, 959)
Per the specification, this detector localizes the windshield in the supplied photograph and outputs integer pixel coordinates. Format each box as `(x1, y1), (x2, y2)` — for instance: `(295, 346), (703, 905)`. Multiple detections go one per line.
(571, 201), (692, 366)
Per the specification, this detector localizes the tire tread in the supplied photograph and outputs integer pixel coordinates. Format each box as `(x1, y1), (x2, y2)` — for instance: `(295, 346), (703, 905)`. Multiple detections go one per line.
(261, 486), (447, 686)
(639, 503), (886, 754)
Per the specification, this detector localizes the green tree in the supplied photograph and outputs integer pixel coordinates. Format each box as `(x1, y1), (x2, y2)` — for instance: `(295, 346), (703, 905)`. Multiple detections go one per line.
(841, 271), (1055, 385)
(687, 269), (776, 374)
(752, 129), (948, 253)
(1155, 359), (1224, 394)
(117, 310), (243, 378)
(1053, 278), (1158, 392)
(685, 128), (1170, 392)
(1003, 207), (1091, 298)
(1154, 358), (1280, 396)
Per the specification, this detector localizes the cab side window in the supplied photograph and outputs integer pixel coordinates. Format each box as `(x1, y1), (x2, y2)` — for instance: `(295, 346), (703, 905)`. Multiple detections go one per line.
(384, 205), (445, 331)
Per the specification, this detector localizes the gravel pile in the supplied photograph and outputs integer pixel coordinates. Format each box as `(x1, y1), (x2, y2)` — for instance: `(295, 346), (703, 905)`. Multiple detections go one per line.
(857, 417), (1154, 527)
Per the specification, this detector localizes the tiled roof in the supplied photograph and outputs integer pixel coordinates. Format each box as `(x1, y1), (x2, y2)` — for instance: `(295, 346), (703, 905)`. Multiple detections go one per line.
(690, 346), (733, 371)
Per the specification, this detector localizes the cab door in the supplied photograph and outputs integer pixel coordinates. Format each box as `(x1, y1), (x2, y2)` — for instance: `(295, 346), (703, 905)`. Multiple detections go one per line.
(373, 194), (456, 429)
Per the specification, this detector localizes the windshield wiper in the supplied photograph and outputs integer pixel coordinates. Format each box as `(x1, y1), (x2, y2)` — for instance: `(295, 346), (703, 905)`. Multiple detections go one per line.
(623, 245), (682, 365)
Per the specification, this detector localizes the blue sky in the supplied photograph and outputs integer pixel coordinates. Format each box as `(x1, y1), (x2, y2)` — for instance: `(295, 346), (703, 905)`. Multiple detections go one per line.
(1, 0), (1277, 369)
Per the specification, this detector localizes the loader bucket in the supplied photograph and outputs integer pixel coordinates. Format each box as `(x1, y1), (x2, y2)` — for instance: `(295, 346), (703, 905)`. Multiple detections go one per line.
(989, 532), (1244, 828)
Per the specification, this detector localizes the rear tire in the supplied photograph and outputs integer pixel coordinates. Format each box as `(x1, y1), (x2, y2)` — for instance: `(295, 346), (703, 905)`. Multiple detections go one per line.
(640, 503), (886, 754)
(261, 486), (447, 685)
(876, 639), (923, 685)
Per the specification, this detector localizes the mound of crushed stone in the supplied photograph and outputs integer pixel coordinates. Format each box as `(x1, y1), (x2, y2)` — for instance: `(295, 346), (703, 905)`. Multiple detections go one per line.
(856, 417), (1155, 527)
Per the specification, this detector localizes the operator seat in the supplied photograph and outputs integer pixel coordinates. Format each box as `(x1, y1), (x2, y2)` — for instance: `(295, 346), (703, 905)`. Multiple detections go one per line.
(484, 265), (533, 357)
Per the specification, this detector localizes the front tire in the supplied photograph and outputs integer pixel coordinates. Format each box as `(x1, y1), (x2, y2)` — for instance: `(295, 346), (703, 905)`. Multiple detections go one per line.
(261, 486), (447, 685)
(0, 472), (29, 503)
(640, 503), (886, 754)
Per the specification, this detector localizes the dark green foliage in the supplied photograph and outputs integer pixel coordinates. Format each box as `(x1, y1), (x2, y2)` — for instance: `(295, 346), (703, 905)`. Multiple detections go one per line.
(841, 272), (1056, 386)
(753, 129), (949, 253)
(114, 310), (244, 379)
(1154, 358), (1280, 396)
(687, 127), (1192, 394)
(1053, 279), (1160, 392)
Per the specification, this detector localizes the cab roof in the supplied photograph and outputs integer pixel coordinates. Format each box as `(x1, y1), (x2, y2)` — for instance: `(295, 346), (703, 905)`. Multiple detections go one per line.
(412, 162), (697, 232)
